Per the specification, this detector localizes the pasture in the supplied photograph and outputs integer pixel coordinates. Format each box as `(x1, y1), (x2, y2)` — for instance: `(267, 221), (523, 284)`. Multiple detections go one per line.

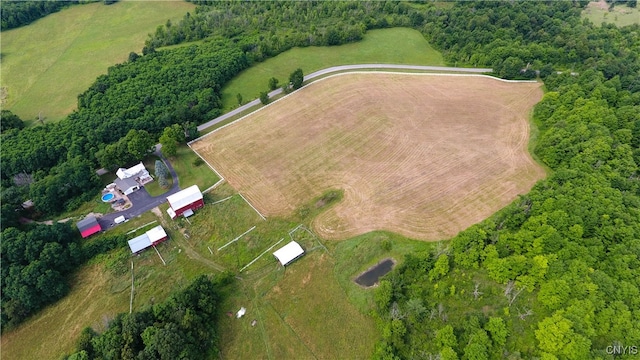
(581, 0), (640, 27)
(220, 27), (444, 112)
(0, 0), (195, 125)
(191, 73), (545, 241)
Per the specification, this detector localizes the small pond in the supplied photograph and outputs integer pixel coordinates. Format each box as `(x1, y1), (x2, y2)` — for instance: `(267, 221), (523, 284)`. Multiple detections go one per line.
(355, 258), (395, 287)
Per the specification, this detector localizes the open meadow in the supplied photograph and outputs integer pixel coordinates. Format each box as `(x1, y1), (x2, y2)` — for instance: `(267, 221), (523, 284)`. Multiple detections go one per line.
(0, 0), (195, 125)
(191, 73), (546, 241)
(220, 27), (444, 112)
(581, 0), (640, 27)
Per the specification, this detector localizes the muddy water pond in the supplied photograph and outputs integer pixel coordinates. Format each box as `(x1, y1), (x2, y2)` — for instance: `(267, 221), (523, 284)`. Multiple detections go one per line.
(355, 258), (395, 287)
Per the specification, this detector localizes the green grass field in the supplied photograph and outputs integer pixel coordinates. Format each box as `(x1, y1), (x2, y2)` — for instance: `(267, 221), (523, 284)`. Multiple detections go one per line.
(0, 0), (195, 125)
(220, 27), (445, 112)
(171, 145), (220, 190)
(581, 1), (640, 27)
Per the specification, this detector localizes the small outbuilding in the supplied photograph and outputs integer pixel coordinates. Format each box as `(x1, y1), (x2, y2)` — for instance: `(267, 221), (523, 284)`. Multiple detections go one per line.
(166, 185), (204, 219)
(77, 215), (101, 238)
(273, 241), (305, 266)
(127, 225), (168, 254)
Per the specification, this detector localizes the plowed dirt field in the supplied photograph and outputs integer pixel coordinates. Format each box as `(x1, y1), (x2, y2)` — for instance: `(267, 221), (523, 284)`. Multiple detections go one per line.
(191, 73), (545, 240)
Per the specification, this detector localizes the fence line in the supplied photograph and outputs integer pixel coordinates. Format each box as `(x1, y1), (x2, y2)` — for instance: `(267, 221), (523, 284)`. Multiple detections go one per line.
(218, 226), (256, 251)
(239, 193), (266, 220)
(239, 237), (285, 272)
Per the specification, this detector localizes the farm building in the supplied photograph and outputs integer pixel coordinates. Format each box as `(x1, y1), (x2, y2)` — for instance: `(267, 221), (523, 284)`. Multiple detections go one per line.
(166, 184), (204, 219)
(273, 241), (305, 266)
(77, 215), (101, 238)
(127, 225), (168, 253)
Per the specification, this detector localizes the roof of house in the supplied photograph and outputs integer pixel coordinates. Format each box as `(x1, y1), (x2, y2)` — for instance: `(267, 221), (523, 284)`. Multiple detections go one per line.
(77, 215), (99, 231)
(128, 233), (151, 253)
(114, 177), (139, 191)
(116, 162), (147, 180)
(273, 241), (305, 266)
(167, 185), (202, 211)
(147, 225), (168, 243)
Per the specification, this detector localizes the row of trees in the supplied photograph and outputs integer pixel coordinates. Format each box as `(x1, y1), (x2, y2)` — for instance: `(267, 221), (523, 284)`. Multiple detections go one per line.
(373, 2), (640, 359)
(65, 275), (230, 360)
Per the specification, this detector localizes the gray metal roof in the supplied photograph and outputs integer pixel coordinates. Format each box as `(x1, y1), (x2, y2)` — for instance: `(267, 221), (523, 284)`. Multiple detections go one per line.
(77, 215), (98, 231)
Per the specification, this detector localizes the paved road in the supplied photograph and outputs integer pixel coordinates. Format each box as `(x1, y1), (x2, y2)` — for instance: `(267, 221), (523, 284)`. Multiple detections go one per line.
(196, 64), (492, 132)
(97, 152), (180, 230)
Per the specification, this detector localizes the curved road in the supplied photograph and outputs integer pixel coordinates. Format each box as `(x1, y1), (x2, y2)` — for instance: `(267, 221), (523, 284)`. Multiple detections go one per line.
(196, 64), (492, 132)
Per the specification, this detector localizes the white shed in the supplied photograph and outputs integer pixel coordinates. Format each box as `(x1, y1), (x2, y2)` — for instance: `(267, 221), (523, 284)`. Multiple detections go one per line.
(128, 233), (151, 253)
(273, 241), (305, 266)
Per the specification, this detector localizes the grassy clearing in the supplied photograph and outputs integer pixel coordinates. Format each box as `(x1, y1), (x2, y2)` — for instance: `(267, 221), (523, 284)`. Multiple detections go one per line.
(220, 27), (444, 112)
(142, 156), (173, 197)
(331, 232), (433, 313)
(0, 0), (195, 125)
(581, 1), (640, 27)
(170, 145), (220, 190)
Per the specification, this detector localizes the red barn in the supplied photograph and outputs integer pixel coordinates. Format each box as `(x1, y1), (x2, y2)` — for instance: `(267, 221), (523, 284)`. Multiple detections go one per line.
(166, 185), (204, 219)
(77, 215), (101, 238)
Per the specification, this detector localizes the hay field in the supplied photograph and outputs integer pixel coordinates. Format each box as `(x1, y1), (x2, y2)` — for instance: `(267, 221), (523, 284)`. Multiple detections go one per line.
(191, 73), (545, 241)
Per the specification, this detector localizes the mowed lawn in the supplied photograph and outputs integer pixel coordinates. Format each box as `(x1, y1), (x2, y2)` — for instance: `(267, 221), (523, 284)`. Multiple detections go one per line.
(193, 73), (545, 241)
(0, 0), (195, 125)
(220, 27), (444, 111)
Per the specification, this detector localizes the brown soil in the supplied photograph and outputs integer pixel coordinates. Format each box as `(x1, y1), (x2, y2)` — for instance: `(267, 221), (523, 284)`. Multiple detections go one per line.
(191, 73), (545, 241)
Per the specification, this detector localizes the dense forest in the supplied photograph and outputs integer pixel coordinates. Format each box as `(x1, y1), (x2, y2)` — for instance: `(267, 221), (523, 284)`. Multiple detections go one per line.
(369, 2), (640, 360)
(1, 1), (639, 358)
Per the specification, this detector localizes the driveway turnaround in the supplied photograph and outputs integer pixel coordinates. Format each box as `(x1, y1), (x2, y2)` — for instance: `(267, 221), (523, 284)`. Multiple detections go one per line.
(97, 154), (179, 230)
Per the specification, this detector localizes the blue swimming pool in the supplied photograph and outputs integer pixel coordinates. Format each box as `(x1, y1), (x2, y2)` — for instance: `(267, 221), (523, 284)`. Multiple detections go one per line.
(101, 193), (115, 202)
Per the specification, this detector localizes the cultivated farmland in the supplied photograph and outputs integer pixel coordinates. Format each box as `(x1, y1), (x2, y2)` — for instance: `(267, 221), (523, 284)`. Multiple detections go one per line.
(191, 72), (545, 241)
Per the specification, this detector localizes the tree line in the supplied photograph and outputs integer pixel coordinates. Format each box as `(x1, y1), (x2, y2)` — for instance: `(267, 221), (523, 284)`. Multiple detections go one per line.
(64, 274), (230, 360)
(0, 0), (89, 31)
